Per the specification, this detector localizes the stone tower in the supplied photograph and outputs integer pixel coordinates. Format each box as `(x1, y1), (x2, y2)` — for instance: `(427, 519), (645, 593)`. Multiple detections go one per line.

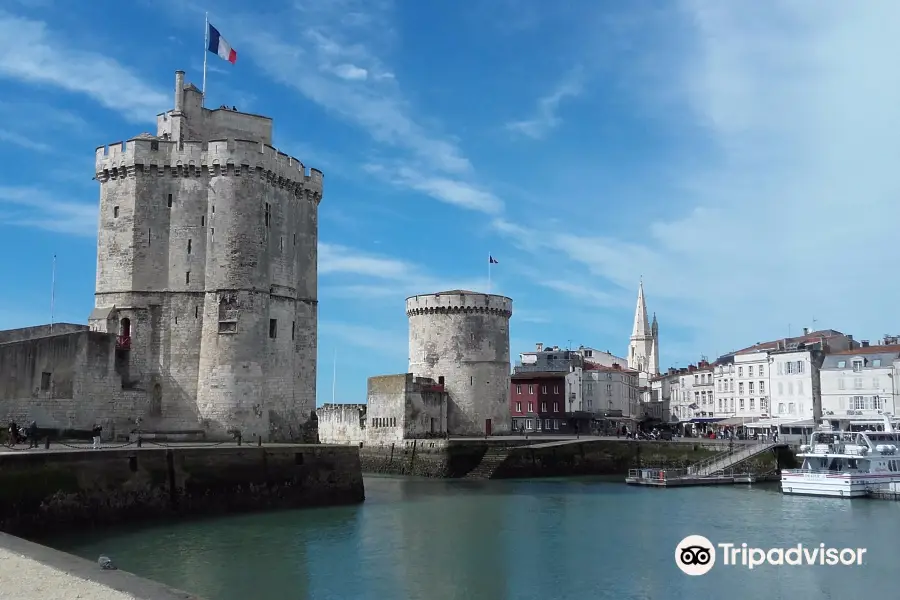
(91, 70), (323, 441)
(406, 290), (513, 436)
(627, 280), (659, 376)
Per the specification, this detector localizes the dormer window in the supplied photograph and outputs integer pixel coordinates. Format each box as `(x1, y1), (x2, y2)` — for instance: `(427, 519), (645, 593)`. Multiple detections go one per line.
(837, 360), (846, 368)
(852, 359), (863, 372)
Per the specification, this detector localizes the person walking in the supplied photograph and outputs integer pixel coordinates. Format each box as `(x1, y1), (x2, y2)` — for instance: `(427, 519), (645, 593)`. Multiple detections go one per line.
(92, 423), (102, 450)
(28, 421), (38, 449)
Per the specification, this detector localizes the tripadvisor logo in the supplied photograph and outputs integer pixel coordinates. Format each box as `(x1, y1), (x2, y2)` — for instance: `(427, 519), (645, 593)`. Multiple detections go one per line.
(675, 535), (867, 575)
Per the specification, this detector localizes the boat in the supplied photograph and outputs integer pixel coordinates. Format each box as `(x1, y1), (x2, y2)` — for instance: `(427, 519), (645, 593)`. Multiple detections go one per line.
(781, 415), (900, 497)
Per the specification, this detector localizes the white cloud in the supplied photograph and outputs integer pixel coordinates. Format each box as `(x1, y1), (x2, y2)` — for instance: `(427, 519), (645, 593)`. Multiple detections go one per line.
(331, 63), (368, 81)
(0, 11), (167, 122)
(0, 130), (50, 152)
(506, 69), (583, 139)
(496, 1), (900, 357)
(0, 187), (96, 237)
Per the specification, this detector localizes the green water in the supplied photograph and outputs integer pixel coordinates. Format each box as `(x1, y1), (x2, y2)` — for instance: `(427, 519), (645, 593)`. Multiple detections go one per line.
(52, 476), (900, 599)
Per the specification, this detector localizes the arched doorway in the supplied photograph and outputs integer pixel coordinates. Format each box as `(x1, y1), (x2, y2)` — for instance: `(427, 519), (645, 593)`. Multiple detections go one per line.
(120, 318), (131, 338)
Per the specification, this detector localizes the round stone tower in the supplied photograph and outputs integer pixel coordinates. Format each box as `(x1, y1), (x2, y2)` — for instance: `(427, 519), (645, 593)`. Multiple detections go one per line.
(406, 290), (513, 436)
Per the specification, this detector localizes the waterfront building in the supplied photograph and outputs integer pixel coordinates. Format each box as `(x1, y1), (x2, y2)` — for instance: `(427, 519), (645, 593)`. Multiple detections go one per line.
(713, 354), (736, 419)
(582, 363), (641, 423)
(0, 70), (323, 441)
(510, 371), (567, 432)
(819, 341), (900, 430)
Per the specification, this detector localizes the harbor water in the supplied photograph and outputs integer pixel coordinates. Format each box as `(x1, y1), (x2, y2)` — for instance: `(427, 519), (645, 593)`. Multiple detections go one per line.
(51, 475), (900, 599)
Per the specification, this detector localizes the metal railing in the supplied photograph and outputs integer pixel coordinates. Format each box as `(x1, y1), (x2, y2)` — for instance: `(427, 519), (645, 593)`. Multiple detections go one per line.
(690, 441), (778, 476)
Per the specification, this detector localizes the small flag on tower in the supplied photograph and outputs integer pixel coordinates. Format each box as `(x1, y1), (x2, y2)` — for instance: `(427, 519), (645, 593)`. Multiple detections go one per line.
(207, 24), (237, 64)
(489, 255), (498, 264)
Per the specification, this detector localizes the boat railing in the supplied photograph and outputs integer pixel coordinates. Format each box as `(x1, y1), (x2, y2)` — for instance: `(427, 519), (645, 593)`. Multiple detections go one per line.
(781, 468), (854, 476)
(627, 468), (689, 481)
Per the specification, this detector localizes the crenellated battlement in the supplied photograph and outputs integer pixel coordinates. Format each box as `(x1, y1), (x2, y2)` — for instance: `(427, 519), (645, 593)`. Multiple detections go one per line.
(406, 291), (513, 319)
(95, 137), (323, 199)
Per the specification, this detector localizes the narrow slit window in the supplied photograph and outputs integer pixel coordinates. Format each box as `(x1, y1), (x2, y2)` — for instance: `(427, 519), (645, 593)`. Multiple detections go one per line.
(187, 239), (192, 254)
(201, 215), (206, 226)
(167, 194), (173, 208)
(212, 205), (215, 213)
(293, 233), (296, 245)
(113, 206), (119, 218)
(195, 306), (199, 318)
(280, 237), (284, 252)
(264, 202), (271, 227)
(269, 319), (277, 338)
(291, 321), (295, 340)
(148, 228), (151, 245)
(185, 271), (190, 284)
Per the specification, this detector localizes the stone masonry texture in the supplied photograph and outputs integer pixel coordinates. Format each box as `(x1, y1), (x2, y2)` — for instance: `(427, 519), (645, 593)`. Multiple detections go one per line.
(88, 71), (323, 441)
(406, 291), (513, 436)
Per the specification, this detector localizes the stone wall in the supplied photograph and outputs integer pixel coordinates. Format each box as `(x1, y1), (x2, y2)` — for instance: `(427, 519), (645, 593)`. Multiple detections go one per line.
(317, 403), (366, 445)
(0, 330), (146, 436)
(0, 324), (87, 344)
(406, 292), (513, 436)
(0, 444), (364, 537)
(358, 439), (785, 479)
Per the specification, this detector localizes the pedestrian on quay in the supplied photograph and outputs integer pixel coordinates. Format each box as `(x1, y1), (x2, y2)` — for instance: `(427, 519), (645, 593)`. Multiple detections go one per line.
(92, 423), (103, 450)
(28, 421), (38, 449)
(7, 421), (18, 447)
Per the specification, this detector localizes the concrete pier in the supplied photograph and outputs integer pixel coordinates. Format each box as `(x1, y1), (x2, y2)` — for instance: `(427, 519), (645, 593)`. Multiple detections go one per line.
(0, 532), (202, 599)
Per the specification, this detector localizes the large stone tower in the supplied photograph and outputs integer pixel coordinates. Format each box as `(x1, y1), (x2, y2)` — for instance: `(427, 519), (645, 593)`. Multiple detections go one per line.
(627, 280), (659, 376)
(406, 290), (513, 436)
(91, 70), (323, 441)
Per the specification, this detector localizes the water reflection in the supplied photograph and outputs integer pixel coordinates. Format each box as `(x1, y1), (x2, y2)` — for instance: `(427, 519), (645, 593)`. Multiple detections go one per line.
(50, 477), (900, 600)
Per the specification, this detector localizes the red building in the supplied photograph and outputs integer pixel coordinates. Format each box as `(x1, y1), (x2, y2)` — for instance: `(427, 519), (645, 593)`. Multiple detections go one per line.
(509, 372), (569, 433)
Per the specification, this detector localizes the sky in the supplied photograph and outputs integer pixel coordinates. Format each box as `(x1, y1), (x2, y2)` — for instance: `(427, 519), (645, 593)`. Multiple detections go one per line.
(1, 0), (899, 404)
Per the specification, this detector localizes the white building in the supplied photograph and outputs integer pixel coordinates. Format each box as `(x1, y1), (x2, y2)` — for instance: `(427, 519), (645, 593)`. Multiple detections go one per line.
(819, 344), (900, 429)
(713, 356), (736, 418)
(627, 281), (659, 376)
(581, 364), (640, 419)
(732, 351), (771, 420)
(667, 361), (713, 427)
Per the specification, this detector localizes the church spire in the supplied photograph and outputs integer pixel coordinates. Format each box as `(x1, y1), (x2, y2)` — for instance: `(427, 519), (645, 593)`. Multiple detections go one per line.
(631, 280), (650, 339)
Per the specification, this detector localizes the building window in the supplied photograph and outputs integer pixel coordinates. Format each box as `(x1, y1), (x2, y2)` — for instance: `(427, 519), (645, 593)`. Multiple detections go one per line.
(788, 402), (795, 413)
(291, 321), (295, 340)
(748, 382), (754, 394)
(201, 215), (205, 227)
(554, 420), (560, 430)
(40, 372), (51, 391)
(113, 206), (119, 218)
(185, 271), (190, 284)
(280, 237), (284, 252)
(541, 402), (547, 412)
(527, 401), (534, 412)
(293, 233), (296, 245)
(749, 398), (755, 410)
(269, 319), (277, 338)
(515, 402), (521, 412)
(516, 385), (521, 394)
(837, 360), (846, 368)
(195, 306), (199, 319)
(553, 402), (559, 412)
(694, 375), (699, 385)
(470, 376), (474, 385)
(167, 193), (173, 208)
(873, 359), (882, 367)
(738, 367), (743, 377)
(739, 382), (744, 394)
(759, 381), (765, 394)
(749, 366), (754, 377)
(148, 228), (151, 245)
(740, 399), (745, 409)
(553, 385), (559, 394)
(526, 419), (533, 430)
(528, 385), (533, 394)
(264, 202), (271, 227)
(761, 399), (768, 411)
(542, 385), (547, 394)
(187, 239), (192, 254)
(852, 360), (863, 372)
(759, 365), (765, 377)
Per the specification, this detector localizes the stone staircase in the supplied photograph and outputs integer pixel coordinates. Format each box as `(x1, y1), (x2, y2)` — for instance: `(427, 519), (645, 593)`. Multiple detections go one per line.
(688, 442), (780, 477)
(465, 447), (510, 480)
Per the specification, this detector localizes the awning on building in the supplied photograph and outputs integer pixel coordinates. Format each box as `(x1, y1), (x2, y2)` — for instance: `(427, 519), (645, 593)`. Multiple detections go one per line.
(745, 418), (805, 429)
(717, 417), (758, 427)
(689, 418), (725, 423)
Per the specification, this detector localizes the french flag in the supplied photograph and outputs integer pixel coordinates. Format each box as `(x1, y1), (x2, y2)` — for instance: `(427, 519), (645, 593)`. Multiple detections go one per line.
(207, 24), (237, 64)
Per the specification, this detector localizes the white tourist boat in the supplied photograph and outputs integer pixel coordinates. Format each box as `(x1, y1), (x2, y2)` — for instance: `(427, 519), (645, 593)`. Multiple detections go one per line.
(781, 415), (900, 497)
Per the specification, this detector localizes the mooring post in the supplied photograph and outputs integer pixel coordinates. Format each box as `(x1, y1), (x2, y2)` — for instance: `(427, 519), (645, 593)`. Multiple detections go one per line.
(44, 436), (50, 450)
(137, 436), (142, 448)
(257, 435), (262, 447)
(237, 432), (242, 446)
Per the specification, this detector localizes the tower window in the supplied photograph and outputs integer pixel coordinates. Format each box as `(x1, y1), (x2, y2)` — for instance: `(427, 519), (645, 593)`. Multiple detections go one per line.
(195, 306), (199, 319)
(291, 321), (295, 340)
(293, 233), (296, 245)
(167, 194), (173, 208)
(113, 206), (119, 218)
(269, 319), (277, 339)
(211, 228), (214, 240)
(40, 372), (51, 391)
(187, 239), (192, 254)
(212, 205), (215, 213)
(280, 237), (284, 252)
(148, 228), (151, 244)
(185, 271), (190, 284)
(264, 203), (271, 227)
(201, 216), (205, 226)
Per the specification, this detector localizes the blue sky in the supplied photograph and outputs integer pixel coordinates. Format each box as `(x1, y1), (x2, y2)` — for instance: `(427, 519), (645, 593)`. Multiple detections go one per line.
(2, 0), (899, 404)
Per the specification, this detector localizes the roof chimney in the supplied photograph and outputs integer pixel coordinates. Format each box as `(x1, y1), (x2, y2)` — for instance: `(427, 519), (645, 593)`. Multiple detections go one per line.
(803, 327), (809, 335)
(536, 343), (543, 352)
(174, 70), (185, 114)
(862, 340), (870, 348)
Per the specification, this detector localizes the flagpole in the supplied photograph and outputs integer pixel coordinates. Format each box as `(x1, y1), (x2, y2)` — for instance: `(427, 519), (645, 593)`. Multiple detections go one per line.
(202, 12), (209, 107)
(50, 254), (56, 334)
(488, 253), (492, 294)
